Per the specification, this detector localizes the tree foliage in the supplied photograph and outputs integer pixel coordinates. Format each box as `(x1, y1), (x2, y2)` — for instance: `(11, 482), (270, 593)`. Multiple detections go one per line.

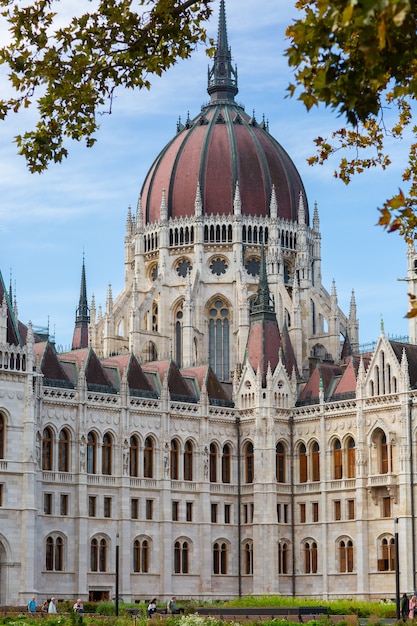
(0, 0), (213, 172)
(285, 0), (417, 243)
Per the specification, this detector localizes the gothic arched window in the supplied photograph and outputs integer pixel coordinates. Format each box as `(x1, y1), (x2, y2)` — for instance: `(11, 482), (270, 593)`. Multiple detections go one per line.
(58, 428), (70, 472)
(174, 540), (189, 573)
(347, 437), (356, 478)
(213, 542), (227, 574)
(87, 432), (97, 475)
(222, 444), (231, 483)
(130, 435), (139, 477)
(170, 439), (179, 480)
(102, 433), (112, 475)
(208, 299), (230, 380)
(42, 427), (53, 471)
(0, 413), (4, 459)
(244, 442), (254, 484)
(133, 538), (150, 573)
(210, 443), (217, 483)
(333, 439), (342, 479)
(184, 440), (193, 481)
(144, 437), (154, 478)
(276, 442), (286, 483)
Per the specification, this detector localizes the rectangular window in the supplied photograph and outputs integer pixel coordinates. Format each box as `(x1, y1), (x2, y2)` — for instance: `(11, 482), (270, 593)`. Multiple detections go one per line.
(60, 494), (69, 516)
(211, 503), (218, 523)
(243, 503), (248, 524)
(299, 503), (306, 523)
(0, 484), (3, 506)
(347, 499), (355, 520)
(131, 498), (139, 519)
(312, 502), (319, 522)
(172, 501), (179, 521)
(283, 504), (288, 523)
(146, 499), (153, 521)
(277, 503), (281, 523)
(186, 501), (193, 522)
(104, 497), (112, 518)
(382, 496), (391, 518)
(334, 500), (341, 521)
(224, 503), (231, 524)
(251, 502), (254, 522)
(88, 496), (96, 517)
(44, 493), (52, 515)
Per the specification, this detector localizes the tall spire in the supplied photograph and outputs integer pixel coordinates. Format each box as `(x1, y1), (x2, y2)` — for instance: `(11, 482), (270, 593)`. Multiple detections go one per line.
(207, 0), (238, 102)
(71, 255), (90, 350)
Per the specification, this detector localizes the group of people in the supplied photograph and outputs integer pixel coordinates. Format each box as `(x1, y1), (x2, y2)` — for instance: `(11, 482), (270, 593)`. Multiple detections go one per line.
(402, 594), (417, 620)
(27, 597), (83, 615)
(147, 597), (180, 618)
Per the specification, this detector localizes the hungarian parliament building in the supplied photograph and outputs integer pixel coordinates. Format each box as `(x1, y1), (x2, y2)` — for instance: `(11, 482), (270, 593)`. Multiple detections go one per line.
(1, 0), (417, 607)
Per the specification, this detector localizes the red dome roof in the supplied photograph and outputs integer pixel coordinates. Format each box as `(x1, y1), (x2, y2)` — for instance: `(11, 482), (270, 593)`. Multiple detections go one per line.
(141, 0), (308, 226)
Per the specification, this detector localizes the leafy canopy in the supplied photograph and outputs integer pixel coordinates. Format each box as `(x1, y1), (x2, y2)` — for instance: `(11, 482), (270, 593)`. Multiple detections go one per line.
(285, 0), (417, 244)
(0, 0), (213, 172)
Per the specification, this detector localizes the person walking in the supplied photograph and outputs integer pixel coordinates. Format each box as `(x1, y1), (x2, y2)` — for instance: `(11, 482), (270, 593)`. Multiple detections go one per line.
(409, 595), (416, 620)
(402, 594), (410, 621)
(27, 597), (36, 614)
(48, 598), (57, 614)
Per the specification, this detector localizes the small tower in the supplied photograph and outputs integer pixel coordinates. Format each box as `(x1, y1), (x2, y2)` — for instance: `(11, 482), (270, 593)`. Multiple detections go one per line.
(71, 257), (90, 350)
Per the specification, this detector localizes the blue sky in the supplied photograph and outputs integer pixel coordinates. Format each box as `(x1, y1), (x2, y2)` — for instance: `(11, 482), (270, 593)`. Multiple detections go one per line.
(0, 0), (409, 351)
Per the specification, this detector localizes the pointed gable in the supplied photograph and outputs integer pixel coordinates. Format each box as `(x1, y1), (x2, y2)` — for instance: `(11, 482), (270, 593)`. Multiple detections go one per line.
(60, 347), (116, 392)
(298, 363), (343, 405)
(143, 359), (197, 401)
(36, 341), (74, 386)
(0, 270), (21, 346)
(390, 341), (417, 388)
(280, 322), (300, 379)
(181, 365), (233, 406)
(102, 353), (157, 397)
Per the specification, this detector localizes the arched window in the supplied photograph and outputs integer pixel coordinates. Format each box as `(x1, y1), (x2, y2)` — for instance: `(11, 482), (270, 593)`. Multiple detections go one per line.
(380, 432), (392, 474)
(210, 443), (217, 482)
(244, 442), (254, 483)
(333, 439), (342, 479)
(184, 440), (193, 481)
(208, 299), (230, 380)
(144, 437), (154, 478)
(347, 437), (356, 478)
(213, 542), (227, 574)
(222, 444), (231, 483)
(312, 442), (320, 482)
(42, 427), (53, 471)
(339, 539), (354, 573)
(133, 538), (150, 573)
(278, 541), (289, 574)
(99, 538), (107, 572)
(175, 305), (183, 368)
(130, 435), (139, 477)
(58, 428), (70, 472)
(174, 540), (189, 573)
(87, 432), (97, 474)
(170, 440), (179, 480)
(304, 541), (318, 573)
(90, 538), (98, 571)
(276, 442), (286, 483)
(299, 443), (307, 483)
(102, 433), (112, 475)
(0, 414), (4, 459)
(46, 536), (64, 571)
(243, 541), (253, 574)
(378, 537), (395, 571)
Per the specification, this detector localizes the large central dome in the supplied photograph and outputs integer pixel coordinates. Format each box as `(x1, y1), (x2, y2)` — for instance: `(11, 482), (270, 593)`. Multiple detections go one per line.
(141, 0), (308, 226)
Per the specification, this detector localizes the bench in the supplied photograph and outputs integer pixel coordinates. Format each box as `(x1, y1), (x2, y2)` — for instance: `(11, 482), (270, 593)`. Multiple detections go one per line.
(195, 607), (329, 622)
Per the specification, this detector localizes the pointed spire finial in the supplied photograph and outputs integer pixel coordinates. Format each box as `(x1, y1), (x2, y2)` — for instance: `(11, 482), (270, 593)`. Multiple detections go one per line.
(207, 0), (238, 102)
(72, 256), (90, 350)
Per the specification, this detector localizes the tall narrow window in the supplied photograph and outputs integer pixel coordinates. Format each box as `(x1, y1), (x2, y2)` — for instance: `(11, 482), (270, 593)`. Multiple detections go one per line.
(278, 541), (289, 574)
(276, 442), (286, 483)
(347, 437), (356, 478)
(130, 435), (139, 477)
(208, 299), (230, 380)
(339, 539), (354, 573)
(174, 540), (189, 573)
(210, 443), (217, 482)
(42, 427), (53, 470)
(102, 433), (112, 475)
(144, 437), (154, 478)
(333, 439), (342, 479)
(380, 432), (392, 474)
(304, 541), (318, 574)
(99, 538), (107, 572)
(0, 414), (4, 458)
(175, 307), (183, 368)
(245, 442), (254, 483)
(87, 432), (96, 475)
(222, 444), (231, 483)
(45, 536), (64, 571)
(379, 537), (395, 571)
(58, 429), (70, 472)
(243, 542), (253, 574)
(213, 542), (227, 574)
(90, 538), (98, 571)
(184, 440), (193, 481)
(170, 440), (179, 479)
(299, 443), (307, 483)
(133, 539), (149, 573)
(312, 442), (320, 482)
